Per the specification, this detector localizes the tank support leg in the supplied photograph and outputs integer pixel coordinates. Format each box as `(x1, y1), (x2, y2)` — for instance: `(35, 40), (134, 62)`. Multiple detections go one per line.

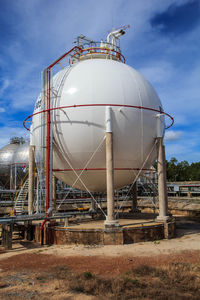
(10, 165), (13, 190)
(130, 182), (140, 213)
(25, 220), (33, 241)
(90, 199), (96, 212)
(28, 145), (35, 215)
(104, 107), (118, 227)
(2, 224), (13, 250)
(14, 164), (17, 190)
(156, 137), (169, 222)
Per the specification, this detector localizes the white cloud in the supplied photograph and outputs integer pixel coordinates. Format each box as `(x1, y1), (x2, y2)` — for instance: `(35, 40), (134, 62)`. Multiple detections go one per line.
(139, 62), (174, 84)
(0, 108), (5, 113)
(165, 128), (200, 162)
(164, 130), (182, 141)
(0, 79), (10, 97)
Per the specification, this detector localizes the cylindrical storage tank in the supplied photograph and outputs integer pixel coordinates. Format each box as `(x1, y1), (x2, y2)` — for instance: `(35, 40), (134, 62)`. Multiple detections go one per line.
(32, 58), (164, 192)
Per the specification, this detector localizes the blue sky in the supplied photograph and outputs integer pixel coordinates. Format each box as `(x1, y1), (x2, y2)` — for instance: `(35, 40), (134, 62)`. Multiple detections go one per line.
(0, 0), (199, 162)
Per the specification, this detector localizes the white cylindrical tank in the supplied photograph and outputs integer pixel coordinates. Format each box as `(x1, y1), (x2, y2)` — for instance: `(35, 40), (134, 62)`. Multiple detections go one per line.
(32, 58), (164, 192)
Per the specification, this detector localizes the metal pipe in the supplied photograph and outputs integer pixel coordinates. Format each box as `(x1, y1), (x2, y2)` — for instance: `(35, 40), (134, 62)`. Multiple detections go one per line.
(40, 218), (47, 230)
(45, 68), (51, 214)
(48, 46), (82, 69)
(42, 47), (82, 225)
(52, 167), (154, 172)
(14, 164), (17, 190)
(52, 175), (57, 210)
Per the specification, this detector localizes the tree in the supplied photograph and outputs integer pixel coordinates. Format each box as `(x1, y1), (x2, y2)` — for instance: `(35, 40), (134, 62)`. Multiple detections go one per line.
(166, 157), (178, 181)
(154, 157), (200, 181)
(188, 162), (200, 181)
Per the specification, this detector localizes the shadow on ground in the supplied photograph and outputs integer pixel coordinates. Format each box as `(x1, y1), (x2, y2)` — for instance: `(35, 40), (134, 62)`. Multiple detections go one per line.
(175, 216), (200, 237)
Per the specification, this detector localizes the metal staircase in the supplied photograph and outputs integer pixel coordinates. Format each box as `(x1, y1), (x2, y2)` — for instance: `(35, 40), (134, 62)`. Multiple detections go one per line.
(14, 178), (29, 215)
(142, 174), (158, 196)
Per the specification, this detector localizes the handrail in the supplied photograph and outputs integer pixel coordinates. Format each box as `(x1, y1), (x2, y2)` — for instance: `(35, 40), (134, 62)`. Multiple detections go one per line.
(52, 168), (155, 172)
(23, 103), (174, 131)
(79, 47), (125, 63)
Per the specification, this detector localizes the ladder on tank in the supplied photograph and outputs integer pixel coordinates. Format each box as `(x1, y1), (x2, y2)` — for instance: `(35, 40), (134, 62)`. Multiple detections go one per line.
(14, 178), (29, 215)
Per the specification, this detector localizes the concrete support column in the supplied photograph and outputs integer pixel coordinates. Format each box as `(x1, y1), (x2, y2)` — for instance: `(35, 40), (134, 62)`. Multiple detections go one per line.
(14, 164), (17, 190)
(90, 199), (96, 212)
(156, 137), (169, 222)
(25, 220), (33, 241)
(28, 145), (35, 215)
(130, 181), (140, 213)
(61, 218), (69, 227)
(104, 107), (118, 227)
(2, 224), (13, 250)
(52, 175), (57, 211)
(10, 165), (13, 190)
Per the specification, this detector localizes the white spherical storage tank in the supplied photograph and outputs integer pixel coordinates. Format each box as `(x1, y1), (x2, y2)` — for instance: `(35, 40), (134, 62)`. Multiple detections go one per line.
(31, 55), (165, 192)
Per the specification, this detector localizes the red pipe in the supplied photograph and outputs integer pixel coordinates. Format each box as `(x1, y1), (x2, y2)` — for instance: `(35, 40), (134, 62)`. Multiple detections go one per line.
(45, 68), (51, 213)
(23, 103), (174, 131)
(48, 46), (82, 69)
(43, 46), (82, 220)
(40, 218), (47, 230)
(52, 167), (155, 172)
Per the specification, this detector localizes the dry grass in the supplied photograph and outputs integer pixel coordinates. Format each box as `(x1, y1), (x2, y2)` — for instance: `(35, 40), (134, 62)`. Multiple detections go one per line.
(67, 262), (200, 300)
(1, 262), (200, 300)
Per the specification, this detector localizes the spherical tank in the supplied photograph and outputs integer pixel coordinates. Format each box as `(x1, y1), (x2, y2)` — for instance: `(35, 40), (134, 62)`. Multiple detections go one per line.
(0, 142), (19, 178)
(13, 142), (29, 166)
(32, 58), (164, 192)
(0, 139), (29, 188)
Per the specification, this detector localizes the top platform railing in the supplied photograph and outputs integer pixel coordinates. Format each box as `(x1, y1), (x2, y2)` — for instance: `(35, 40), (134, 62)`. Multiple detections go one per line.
(68, 41), (126, 64)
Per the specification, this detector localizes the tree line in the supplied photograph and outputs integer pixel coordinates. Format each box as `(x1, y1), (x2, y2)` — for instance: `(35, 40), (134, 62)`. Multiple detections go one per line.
(154, 158), (200, 182)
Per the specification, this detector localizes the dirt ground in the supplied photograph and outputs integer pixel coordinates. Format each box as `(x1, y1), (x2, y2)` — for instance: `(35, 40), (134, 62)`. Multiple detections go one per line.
(0, 218), (200, 299)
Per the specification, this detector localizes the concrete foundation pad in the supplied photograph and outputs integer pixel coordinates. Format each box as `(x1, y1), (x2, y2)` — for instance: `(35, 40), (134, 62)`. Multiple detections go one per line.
(33, 217), (176, 246)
